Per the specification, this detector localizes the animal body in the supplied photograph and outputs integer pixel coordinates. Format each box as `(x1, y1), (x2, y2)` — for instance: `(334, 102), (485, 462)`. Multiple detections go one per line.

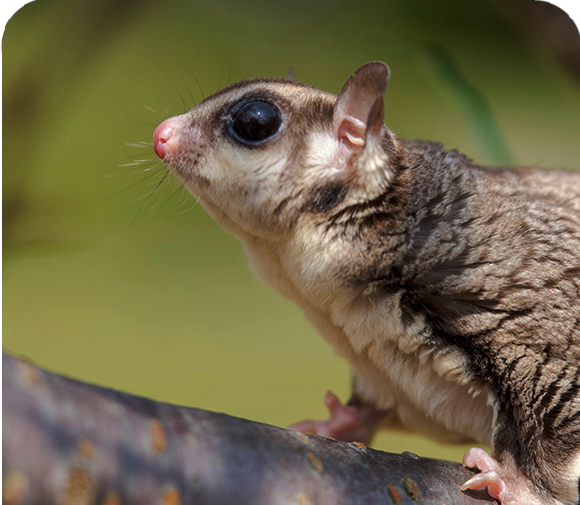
(153, 62), (580, 504)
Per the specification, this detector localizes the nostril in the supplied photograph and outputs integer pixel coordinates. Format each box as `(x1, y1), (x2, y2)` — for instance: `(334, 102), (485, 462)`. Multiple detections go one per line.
(153, 121), (174, 159)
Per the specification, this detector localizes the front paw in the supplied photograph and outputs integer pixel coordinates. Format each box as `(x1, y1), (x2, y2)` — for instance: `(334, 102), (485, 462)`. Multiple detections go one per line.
(288, 390), (377, 443)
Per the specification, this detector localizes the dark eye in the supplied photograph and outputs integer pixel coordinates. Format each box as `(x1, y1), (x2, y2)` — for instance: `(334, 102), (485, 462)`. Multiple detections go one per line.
(229, 101), (281, 145)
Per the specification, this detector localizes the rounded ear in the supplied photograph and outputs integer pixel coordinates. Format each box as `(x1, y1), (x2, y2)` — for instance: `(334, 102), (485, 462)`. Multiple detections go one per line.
(332, 62), (390, 153)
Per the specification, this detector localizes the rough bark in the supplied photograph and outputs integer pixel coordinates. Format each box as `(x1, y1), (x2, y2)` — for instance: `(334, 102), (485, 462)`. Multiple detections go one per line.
(2, 353), (495, 504)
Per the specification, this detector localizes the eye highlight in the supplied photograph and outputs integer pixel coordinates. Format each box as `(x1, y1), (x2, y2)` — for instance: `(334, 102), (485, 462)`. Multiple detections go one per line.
(228, 100), (282, 145)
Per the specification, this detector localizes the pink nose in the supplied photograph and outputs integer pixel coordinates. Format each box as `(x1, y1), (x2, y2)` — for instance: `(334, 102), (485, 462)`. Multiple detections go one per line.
(153, 120), (174, 159)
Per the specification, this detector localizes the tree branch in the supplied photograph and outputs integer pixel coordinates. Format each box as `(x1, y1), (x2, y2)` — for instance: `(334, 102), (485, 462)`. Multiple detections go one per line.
(2, 353), (495, 504)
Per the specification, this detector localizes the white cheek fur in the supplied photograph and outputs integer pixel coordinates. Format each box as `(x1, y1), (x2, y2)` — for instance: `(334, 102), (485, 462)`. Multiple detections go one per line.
(303, 130), (343, 181)
(191, 143), (293, 236)
(302, 128), (394, 202)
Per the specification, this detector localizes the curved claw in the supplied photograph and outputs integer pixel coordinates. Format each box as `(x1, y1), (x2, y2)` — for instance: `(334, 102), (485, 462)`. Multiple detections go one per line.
(461, 470), (504, 497)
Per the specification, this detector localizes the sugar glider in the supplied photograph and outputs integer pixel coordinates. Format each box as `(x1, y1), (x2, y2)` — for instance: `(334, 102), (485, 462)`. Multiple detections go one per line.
(153, 62), (580, 504)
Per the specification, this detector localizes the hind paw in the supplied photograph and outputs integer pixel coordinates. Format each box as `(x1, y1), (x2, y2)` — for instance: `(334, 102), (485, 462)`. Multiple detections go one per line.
(461, 448), (517, 504)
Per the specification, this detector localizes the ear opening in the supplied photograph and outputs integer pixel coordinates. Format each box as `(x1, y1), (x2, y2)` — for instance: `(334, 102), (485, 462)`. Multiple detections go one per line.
(336, 116), (366, 153)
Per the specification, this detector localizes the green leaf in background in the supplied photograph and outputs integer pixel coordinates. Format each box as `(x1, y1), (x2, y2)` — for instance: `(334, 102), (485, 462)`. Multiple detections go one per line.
(426, 44), (515, 166)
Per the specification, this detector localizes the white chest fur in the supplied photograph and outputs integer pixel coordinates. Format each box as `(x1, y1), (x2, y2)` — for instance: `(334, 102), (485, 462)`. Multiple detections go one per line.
(305, 299), (495, 445)
(242, 234), (495, 445)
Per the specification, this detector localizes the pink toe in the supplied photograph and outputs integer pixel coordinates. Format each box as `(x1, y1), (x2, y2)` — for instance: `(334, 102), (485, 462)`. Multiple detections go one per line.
(463, 447), (499, 473)
(324, 390), (342, 413)
(461, 470), (505, 499)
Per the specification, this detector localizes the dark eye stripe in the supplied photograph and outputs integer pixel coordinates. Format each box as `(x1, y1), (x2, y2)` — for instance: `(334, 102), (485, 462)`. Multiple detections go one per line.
(228, 101), (282, 145)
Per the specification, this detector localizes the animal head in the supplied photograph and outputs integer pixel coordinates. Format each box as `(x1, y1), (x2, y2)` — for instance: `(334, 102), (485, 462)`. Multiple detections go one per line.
(153, 62), (401, 240)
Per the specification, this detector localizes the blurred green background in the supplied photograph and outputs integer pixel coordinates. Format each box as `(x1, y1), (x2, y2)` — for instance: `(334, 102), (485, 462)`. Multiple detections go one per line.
(4, 0), (580, 462)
